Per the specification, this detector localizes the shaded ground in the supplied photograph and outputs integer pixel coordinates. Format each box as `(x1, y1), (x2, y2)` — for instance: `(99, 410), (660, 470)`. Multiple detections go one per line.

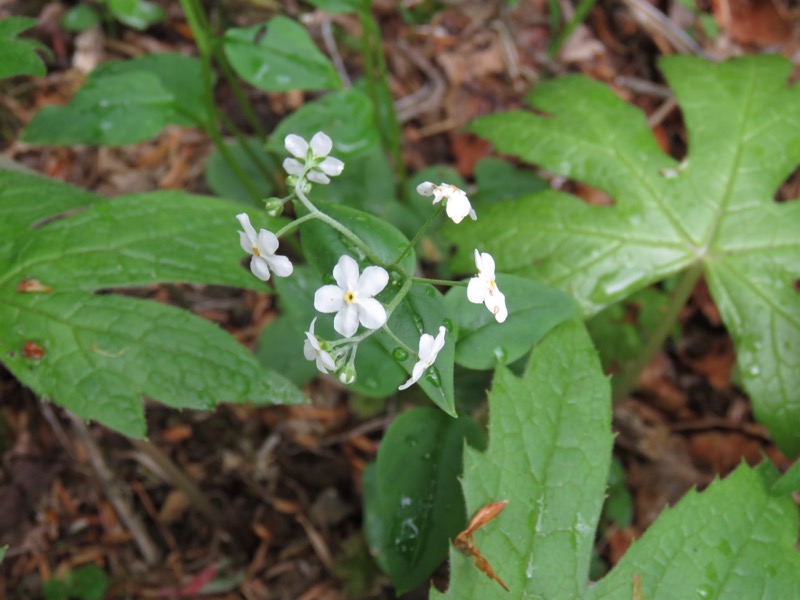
(1, 0), (798, 597)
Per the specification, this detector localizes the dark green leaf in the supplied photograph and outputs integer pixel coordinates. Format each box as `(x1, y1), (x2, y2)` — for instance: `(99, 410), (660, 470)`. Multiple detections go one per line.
(473, 157), (547, 205)
(366, 408), (485, 594)
(60, 5), (101, 33)
(205, 138), (274, 204)
(223, 17), (340, 92)
(444, 275), (578, 370)
(267, 90), (378, 159)
(306, 0), (367, 13)
(0, 17), (46, 78)
(108, 0), (165, 30)
(23, 72), (174, 146)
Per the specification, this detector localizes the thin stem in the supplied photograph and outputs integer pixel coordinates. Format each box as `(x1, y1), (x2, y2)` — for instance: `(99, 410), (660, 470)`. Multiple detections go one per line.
(381, 325), (414, 356)
(612, 263), (703, 405)
(385, 277), (413, 317)
(411, 277), (467, 287)
(215, 46), (269, 140)
(219, 111), (278, 188)
(274, 211), (316, 238)
(392, 204), (444, 266)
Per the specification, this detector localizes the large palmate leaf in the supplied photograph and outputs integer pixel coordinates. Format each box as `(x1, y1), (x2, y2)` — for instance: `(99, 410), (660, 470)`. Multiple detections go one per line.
(0, 171), (303, 437)
(433, 321), (800, 599)
(450, 56), (800, 455)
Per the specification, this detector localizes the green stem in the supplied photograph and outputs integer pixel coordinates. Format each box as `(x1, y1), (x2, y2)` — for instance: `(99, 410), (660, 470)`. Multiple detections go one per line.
(274, 211), (315, 238)
(357, 8), (408, 198)
(392, 204), (444, 266)
(219, 111), (278, 189)
(411, 277), (467, 287)
(549, 0), (599, 56)
(612, 263), (703, 405)
(214, 46), (269, 141)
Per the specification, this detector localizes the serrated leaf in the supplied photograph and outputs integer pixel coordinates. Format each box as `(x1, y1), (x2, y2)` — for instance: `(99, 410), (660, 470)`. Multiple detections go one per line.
(455, 56), (800, 454)
(588, 463), (800, 599)
(444, 274), (578, 370)
(0, 171), (303, 437)
(365, 408), (485, 594)
(223, 17), (341, 92)
(432, 319), (613, 599)
(23, 72), (174, 146)
(0, 17), (46, 78)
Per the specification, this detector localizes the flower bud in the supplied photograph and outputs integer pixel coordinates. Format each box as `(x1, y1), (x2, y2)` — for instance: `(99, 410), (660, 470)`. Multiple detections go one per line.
(263, 197), (284, 217)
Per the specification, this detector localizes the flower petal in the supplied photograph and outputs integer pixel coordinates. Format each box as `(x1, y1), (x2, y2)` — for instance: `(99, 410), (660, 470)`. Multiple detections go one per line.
(398, 361), (427, 391)
(306, 170), (331, 185)
(319, 351), (336, 372)
(333, 255), (360, 291)
(355, 297), (387, 330)
(310, 131), (333, 157)
(283, 158), (304, 176)
(236, 213), (257, 244)
(303, 338), (318, 361)
(473, 248), (483, 272)
(479, 251), (496, 279)
(256, 228), (279, 255)
(431, 326), (447, 356)
(266, 254), (293, 278)
(334, 304), (360, 337)
(314, 285), (345, 313)
(239, 231), (254, 255)
(318, 156), (344, 177)
(357, 265), (389, 297)
(467, 277), (487, 304)
(418, 332), (435, 361)
(416, 181), (435, 196)
(486, 289), (508, 323)
(445, 193), (472, 224)
(250, 256), (271, 281)
(285, 134), (308, 159)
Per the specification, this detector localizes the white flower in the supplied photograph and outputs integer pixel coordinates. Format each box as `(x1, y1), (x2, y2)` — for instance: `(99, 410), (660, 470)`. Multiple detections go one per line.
(283, 131), (345, 184)
(416, 182), (477, 224)
(303, 318), (337, 374)
(467, 249), (508, 323)
(399, 326), (447, 390)
(236, 213), (293, 281)
(314, 255), (389, 338)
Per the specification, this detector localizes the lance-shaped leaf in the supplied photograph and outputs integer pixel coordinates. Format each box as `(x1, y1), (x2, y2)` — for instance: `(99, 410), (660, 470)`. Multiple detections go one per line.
(431, 319), (613, 599)
(0, 17), (46, 78)
(451, 56), (800, 454)
(0, 171), (303, 438)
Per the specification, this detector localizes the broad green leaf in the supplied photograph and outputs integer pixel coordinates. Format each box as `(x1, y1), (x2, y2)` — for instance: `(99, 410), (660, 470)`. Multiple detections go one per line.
(108, 0), (165, 30)
(299, 200), (416, 277)
(267, 90), (378, 159)
(61, 5), (101, 32)
(365, 408), (485, 594)
(23, 72), (173, 146)
(205, 138), (274, 204)
(0, 171), (303, 437)
(378, 285), (456, 416)
(444, 274), (578, 370)
(432, 319), (612, 599)
(91, 53), (206, 126)
(223, 17), (340, 92)
(44, 564), (108, 600)
(456, 56), (800, 454)
(0, 17), (46, 78)
(771, 458), (800, 495)
(472, 157), (547, 205)
(588, 463), (800, 599)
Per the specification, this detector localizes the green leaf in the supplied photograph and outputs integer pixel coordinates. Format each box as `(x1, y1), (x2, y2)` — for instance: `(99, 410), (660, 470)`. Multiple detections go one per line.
(378, 285), (456, 416)
(267, 90), (378, 159)
(61, 5), (101, 33)
(0, 546), (6, 563)
(444, 274), (578, 370)
(0, 17), (46, 78)
(588, 463), (800, 599)
(91, 53), (206, 126)
(44, 564), (108, 600)
(0, 171), (303, 437)
(205, 138), (273, 204)
(456, 55), (800, 455)
(23, 72), (174, 146)
(431, 319), (613, 599)
(306, 0), (367, 13)
(223, 17), (341, 92)
(771, 459), (800, 495)
(365, 408), (486, 594)
(108, 0), (165, 30)
(472, 157), (547, 205)
(300, 200), (416, 278)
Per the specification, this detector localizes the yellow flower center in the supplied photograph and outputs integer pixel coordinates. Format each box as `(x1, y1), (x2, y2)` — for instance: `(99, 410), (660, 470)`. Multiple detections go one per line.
(252, 245), (261, 257)
(345, 290), (356, 304)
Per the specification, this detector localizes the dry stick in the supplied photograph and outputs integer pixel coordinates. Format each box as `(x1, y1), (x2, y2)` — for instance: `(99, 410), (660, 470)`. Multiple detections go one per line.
(129, 438), (229, 539)
(67, 413), (162, 565)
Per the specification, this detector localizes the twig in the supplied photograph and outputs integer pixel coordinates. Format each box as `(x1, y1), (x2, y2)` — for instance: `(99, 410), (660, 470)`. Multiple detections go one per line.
(67, 413), (162, 565)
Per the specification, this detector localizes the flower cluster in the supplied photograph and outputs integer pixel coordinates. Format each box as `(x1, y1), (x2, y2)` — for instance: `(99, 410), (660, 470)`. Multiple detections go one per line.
(235, 131), (510, 393)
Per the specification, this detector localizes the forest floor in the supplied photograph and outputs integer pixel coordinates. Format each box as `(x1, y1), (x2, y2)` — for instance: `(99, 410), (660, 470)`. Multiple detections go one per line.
(1, 0), (799, 598)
